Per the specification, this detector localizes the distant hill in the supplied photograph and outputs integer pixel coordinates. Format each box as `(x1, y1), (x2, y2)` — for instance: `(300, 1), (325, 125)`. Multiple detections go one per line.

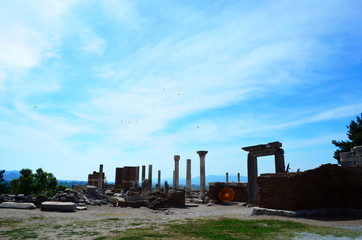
(3, 170), (20, 181)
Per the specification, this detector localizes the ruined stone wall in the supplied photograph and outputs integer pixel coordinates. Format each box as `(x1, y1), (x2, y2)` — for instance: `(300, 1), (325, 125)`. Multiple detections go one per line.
(209, 182), (248, 202)
(258, 164), (362, 210)
(88, 171), (104, 187)
(115, 166), (139, 191)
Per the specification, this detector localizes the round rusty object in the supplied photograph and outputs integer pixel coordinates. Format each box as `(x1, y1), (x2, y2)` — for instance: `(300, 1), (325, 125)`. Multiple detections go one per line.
(218, 187), (235, 202)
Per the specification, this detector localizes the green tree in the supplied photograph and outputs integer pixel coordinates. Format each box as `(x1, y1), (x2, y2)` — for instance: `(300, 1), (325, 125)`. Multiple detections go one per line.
(10, 178), (19, 194)
(56, 185), (67, 192)
(45, 172), (57, 195)
(16, 169), (34, 195)
(332, 113), (362, 164)
(33, 168), (58, 195)
(0, 170), (9, 194)
(10, 168), (58, 196)
(0, 170), (4, 182)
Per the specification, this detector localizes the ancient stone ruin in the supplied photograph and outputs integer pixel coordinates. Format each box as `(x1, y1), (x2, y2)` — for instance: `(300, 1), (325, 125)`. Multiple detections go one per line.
(242, 141), (285, 204)
(115, 166), (139, 191)
(257, 164), (362, 211)
(340, 145), (362, 167)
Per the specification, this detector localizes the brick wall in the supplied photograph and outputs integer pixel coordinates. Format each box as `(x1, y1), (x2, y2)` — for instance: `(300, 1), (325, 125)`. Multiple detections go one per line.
(258, 164), (362, 210)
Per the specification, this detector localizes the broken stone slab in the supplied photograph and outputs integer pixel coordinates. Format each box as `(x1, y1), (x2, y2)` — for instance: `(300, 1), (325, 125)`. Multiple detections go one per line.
(252, 207), (297, 218)
(41, 201), (76, 212)
(76, 206), (87, 210)
(0, 202), (36, 210)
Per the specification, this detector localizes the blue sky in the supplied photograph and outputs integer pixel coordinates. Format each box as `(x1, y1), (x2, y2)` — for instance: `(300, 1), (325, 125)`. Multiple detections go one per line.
(1, 0), (362, 181)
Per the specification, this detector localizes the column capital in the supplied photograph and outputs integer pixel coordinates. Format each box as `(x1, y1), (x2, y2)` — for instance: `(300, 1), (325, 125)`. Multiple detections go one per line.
(197, 150), (208, 157)
(174, 155), (180, 161)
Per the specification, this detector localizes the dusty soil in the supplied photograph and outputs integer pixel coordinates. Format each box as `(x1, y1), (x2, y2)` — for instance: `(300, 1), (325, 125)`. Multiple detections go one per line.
(1, 203), (362, 239)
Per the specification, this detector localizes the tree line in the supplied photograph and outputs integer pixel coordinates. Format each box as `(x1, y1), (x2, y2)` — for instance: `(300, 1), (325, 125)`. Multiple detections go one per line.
(0, 168), (66, 196)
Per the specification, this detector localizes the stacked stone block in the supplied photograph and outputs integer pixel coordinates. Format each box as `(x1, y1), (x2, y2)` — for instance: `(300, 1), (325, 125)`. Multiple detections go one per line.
(258, 164), (362, 211)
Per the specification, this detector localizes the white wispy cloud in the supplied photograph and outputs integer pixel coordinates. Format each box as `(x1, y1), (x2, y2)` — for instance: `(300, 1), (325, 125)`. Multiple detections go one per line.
(100, 0), (141, 29)
(80, 29), (107, 55)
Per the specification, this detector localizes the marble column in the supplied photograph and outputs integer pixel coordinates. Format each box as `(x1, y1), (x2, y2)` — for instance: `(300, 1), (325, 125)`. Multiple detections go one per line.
(186, 159), (191, 197)
(197, 150), (208, 200)
(98, 164), (103, 194)
(157, 170), (161, 190)
(136, 166), (140, 187)
(148, 164), (152, 192)
(174, 155), (180, 190)
(142, 165), (146, 181)
(173, 170), (175, 189)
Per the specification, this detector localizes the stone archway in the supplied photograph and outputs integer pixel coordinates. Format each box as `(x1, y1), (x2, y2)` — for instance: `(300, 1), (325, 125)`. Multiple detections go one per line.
(242, 141), (285, 204)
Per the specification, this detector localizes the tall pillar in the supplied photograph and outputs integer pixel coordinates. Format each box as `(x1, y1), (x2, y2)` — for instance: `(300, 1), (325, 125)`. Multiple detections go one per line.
(174, 155), (180, 190)
(142, 165), (146, 181)
(186, 159), (191, 197)
(197, 150), (208, 200)
(98, 164), (103, 194)
(226, 172), (229, 182)
(247, 153), (258, 204)
(158, 170), (161, 190)
(237, 173), (240, 182)
(136, 166), (140, 187)
(275, 148), (285, 173)
(148, 164), (152, 191)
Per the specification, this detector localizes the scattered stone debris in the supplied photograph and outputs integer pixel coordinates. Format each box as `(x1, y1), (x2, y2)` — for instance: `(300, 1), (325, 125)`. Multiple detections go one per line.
(147, 191), (185, 209)
(51, 187), (108, 206)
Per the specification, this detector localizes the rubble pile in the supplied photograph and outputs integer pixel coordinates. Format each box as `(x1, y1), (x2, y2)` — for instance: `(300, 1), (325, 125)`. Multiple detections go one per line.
(116, 190), (186, 209)
(51, 188), (108, 206)
(0, 194), (35, 204)
(148, 191), (185, 209)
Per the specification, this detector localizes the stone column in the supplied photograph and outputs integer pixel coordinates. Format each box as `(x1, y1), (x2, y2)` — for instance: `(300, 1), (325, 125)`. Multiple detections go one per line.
(164, 181), (169, 193)
(226, 172), (229, 182)
(197, 150), (208, 200)
(275, 148), (285, 173)
(98, 164), (103, 194)
(157, 170), (161, 190)
(186, 159), (191, 197)
(136, 166), (140, 187)
(148, 164), (152, 192)
(237, 173), (240, 182)
(142, 165), (146, 181)
(247, 153), (258, 204)
(174, 155), (180, 190)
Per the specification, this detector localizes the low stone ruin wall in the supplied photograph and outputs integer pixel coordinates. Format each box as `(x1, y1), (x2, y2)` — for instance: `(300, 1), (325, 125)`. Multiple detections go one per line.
(209, 182), (248, 202)
(258, 164), (362, 211)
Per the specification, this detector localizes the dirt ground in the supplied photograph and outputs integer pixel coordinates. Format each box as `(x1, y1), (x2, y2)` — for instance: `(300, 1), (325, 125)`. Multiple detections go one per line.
(1, 203), (362, 239)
